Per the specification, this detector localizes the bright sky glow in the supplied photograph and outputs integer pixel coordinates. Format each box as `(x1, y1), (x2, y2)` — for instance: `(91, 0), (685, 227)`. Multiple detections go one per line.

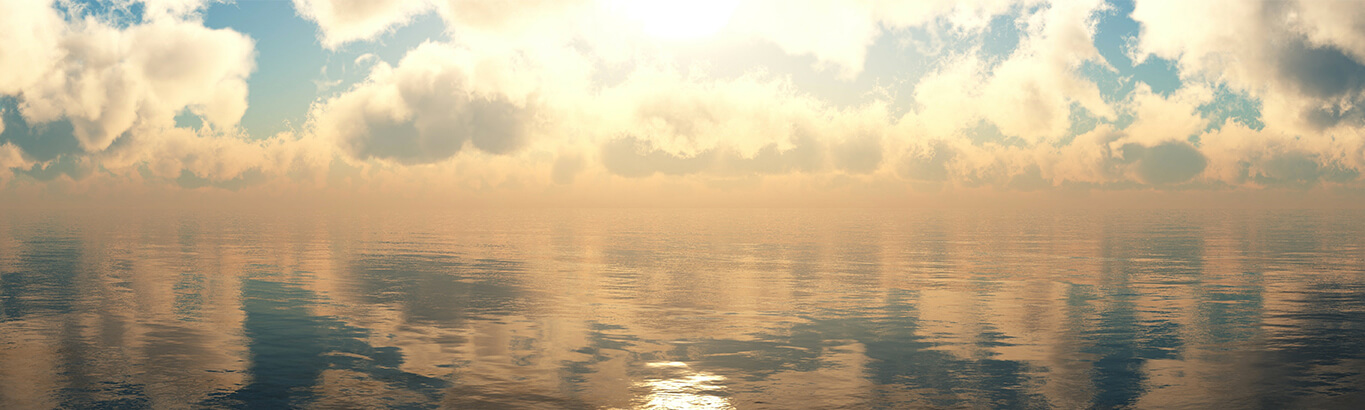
(2, 0), (1365, 208)
(622, 0), (739, 40)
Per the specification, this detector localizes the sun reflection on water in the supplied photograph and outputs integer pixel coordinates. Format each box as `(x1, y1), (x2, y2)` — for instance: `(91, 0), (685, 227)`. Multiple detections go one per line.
(632, 362), (734, 410)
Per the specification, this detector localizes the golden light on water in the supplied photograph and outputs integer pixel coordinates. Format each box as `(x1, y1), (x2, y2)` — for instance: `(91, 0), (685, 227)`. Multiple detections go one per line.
(633, 362), (734, 410)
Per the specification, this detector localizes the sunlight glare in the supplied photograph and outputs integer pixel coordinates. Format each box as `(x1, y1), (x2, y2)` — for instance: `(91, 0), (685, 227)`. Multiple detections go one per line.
(624, 0), (740, 40)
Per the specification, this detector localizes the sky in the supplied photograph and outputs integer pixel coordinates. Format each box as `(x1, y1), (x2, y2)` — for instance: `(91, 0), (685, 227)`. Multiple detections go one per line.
(1, 0), (1365, 207)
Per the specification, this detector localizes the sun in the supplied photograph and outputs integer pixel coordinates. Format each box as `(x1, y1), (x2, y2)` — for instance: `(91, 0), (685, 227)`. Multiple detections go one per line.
(622, 0), (740, 40)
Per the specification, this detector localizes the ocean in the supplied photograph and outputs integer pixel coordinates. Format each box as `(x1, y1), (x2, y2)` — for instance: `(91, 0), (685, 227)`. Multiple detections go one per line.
(1, 208), (1362, 408)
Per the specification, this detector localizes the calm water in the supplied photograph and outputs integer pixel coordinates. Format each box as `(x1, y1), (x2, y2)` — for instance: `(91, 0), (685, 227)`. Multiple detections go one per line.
(1, 209), (1363, 409)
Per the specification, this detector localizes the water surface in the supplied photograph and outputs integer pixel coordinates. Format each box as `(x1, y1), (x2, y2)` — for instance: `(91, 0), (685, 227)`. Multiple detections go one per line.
(1, 209), (1363, 408)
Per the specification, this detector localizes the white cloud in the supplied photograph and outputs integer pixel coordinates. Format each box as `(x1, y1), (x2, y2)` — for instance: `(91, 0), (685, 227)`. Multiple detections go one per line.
(0, 2), (255, 152)
(0, 0), (64, 97)
(1133, 0), (1365, 134)
(983, 0), (1111, 140)
(135, 0), (218, 21)
(732, 0), (1033, 78)
(903, 1), (1111, 144)
(730, 0), (882, 78)
(293, 0), (432, 48)
(581, 65), (901, 178)
(1117, 84), (1211, 146)
(292, 0), (608, 51)
(1294, 2), (1365, 63)
(310, 39), (901, 180)
(294, 0), (1035, 78)
(6, 0), (1365, 199)
(311, 42), (547, 164)
(296, 0), (1362, 194)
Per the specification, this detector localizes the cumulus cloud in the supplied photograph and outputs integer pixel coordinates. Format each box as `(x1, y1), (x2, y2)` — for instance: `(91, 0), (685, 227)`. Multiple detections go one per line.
(1120, 141), (1207, 185)
(293, 0), (1033, 77)
(0, 1), (337, 194)
(899, 140), (957, 183)
(599, 131), (829, 179)
(82, 123), (325, 186)
(136, 0), (218, 20)
(904, 0), (1112, 143)
(581, 67), (896, 179)
(0, 1), (64, 96)
(1133, 0), (1365, 133)
(1199, 121), (1365, 189)
(292, 0), (1363, 196)
(312, 42), (544, 164)
(600, 136), (715, 178)
(293, 0), (432, 48)
(433, 0), (599, 43)
(292, 0), (614, 53)
(6, 0), (1365, 202)
(0, 1), (254, 152)
(732, 0), (1032, 77)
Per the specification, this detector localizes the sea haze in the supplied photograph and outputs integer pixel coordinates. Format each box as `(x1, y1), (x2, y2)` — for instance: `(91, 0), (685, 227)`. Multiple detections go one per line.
(1, 209), (1363, 408)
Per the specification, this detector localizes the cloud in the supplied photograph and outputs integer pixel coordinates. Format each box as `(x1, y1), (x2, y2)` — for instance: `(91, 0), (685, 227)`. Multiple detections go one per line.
(0, 142), (33, 183)
(882, 122), (1216, 191)
(293, 0), (613, 53)
(432, 0), (599, 44)
(136, 0), (218, 20)
(5, 0), (1365, 202)
(0, 102), (84, 163)
(904, 0), (1112, 143)
(580, 67), (899, 179)
(1132, 0), (1365, 133)
(600, 136), (715, 178)
(1199, 121), (1365, 189)
(899, 141), (957, 182)
(293, 0), (432, 48)
(293, 0), (1036, 78)
(0, 2), (255, 152)
(298, 0), (1362, 196)
(598, 131), (827, 179)
(1121, 141), (1207, 185)
(732, 0), (1034, 77)
(832, 133), (884, 174)
(311, 42), (543, 164)
(0, 2), (336, 193)
(0, 1), (64, 96)
(1119, 84), (1210, 146)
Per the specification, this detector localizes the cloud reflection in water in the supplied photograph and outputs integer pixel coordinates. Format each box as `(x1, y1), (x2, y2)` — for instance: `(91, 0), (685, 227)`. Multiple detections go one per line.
(0, 209), (1363, 408)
